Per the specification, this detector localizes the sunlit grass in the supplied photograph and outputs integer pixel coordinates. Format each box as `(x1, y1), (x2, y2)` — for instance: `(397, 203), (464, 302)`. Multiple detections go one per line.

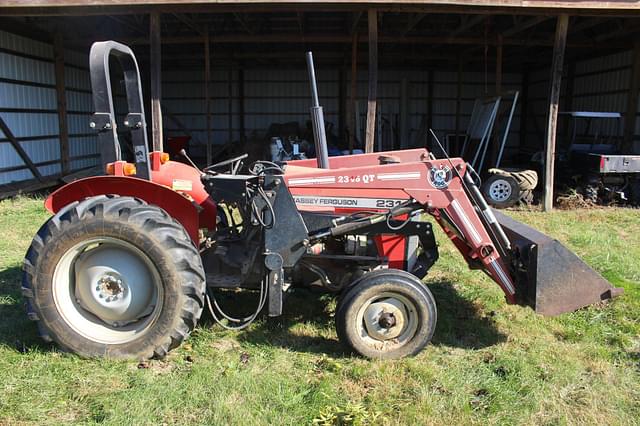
(0, 196), (638, 424)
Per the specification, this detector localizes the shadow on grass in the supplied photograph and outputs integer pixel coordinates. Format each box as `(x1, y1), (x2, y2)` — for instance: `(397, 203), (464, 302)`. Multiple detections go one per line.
(0, 266), (53, 353)
(215, 280), (506, 357)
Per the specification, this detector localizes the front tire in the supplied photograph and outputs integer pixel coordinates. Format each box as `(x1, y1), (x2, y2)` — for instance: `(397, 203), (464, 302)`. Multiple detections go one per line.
(336, 270), (437, 359)
(22, 195), (206, 359)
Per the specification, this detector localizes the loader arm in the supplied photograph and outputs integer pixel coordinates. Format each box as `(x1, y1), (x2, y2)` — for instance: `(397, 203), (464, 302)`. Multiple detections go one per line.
(283, 148), (622, 314)
(284, 149), (517, 303)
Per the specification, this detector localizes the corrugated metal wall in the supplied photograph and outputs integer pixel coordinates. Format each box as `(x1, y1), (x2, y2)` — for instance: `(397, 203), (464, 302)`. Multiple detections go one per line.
(2, 26), (639, 189)
(163, 66), (522, 162)
(0, 30), (98, 186)
(523, 50), (639, 154)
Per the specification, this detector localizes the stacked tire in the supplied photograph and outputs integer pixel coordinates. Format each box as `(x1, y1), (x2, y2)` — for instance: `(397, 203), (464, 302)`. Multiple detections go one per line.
(482, 168), (538, 209)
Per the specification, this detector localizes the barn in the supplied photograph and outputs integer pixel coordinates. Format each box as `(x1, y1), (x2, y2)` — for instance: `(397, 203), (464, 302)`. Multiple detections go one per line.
(0, 1), (639, 210)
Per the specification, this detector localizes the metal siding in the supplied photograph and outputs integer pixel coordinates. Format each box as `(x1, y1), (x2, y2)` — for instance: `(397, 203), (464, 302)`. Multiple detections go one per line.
(0, 30), (98, 186)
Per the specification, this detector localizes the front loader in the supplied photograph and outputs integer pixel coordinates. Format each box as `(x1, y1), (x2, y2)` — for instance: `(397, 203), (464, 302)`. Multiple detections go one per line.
(22, 41), (622, 360)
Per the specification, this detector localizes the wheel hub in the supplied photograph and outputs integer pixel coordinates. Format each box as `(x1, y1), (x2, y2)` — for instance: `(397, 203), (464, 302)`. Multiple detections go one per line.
(489, 178), (512, 202)
(363, 298), (407, 340)
(73, 244), (157, 326)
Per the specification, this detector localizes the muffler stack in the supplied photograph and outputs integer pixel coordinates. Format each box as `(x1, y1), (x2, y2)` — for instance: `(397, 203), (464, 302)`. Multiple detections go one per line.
(494, 211), (623, 316)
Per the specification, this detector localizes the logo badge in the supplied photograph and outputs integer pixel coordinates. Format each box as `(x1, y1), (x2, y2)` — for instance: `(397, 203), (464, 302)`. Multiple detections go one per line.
(428, 165), (452, 189)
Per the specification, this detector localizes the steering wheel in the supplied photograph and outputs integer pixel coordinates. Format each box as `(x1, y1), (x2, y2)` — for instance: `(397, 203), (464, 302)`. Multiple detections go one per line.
(204, 153), (248, 175)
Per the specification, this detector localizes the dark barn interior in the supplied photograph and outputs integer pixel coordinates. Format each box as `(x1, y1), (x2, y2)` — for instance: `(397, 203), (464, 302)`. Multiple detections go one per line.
(0, 2), (639, 209)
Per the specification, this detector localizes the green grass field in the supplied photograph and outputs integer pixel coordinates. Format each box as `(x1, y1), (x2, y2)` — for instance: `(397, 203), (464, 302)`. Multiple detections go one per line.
(0, 196), (638, 425)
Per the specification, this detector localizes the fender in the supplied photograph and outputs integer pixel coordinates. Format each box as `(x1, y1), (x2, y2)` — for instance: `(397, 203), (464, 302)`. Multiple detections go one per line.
(45, 176), (204, 243)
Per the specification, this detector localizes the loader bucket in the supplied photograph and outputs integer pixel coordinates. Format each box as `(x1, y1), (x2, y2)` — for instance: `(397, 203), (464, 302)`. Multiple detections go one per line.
(493, 210), (623, 316)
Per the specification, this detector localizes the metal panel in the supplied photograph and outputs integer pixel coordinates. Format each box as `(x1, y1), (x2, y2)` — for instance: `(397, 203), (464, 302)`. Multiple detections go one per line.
(0, 30), (98, 186)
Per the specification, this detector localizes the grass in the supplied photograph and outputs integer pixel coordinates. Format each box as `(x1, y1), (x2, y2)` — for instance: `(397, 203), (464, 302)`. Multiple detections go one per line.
(0, 196), (638, 425)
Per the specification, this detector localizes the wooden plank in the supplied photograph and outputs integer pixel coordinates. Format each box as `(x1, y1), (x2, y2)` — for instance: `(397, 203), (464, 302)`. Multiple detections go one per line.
(455, 56), (462, 151)
(400, 77), (409, 149)
(228, 67), (233, 144)
(427, 69), (434, 133)
(519, 69), (529, 149)
(623, 41), (640, 153)
(205, 30), (212, 164)
(0, 175), (60, 201)
(150, 12), (163, 152)
(0, 115), (44, 182)
(53, 32), (70, 175)
(348, 31), (358, 154)
(365, 8), (378, 154)
(543, 14), (569, 212)
(338, 67), (346, 143)
(496, 34), (503, 94)
(239, 68), (245, 144)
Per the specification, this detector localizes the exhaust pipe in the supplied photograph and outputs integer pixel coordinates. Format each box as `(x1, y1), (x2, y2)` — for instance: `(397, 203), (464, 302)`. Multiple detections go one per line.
(305, 52), (330, 169)
(494, 210), (623, 316)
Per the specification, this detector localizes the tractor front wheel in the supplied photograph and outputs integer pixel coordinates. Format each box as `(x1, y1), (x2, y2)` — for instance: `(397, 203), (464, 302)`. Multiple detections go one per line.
(336, 270), (437, 359)
(22, 195), (206, 359)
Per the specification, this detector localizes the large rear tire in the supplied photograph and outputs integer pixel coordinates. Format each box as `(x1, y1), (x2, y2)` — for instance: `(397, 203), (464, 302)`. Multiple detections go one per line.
(22, 195), (206, 359)
(336, 270), (437, 359)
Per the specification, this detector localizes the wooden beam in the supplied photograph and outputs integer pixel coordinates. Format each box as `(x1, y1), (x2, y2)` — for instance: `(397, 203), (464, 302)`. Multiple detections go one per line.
(348, 31), (358, 153)
(455, 56), (462, 150)
(0, 115), (44, 182)
(496, 34), (503, 94)
(234, 13), (255, 35)
(150, 12), (163, 153)
(427, 69), (434, 133)
(502, 16), (550, 37)
(239, 68), (245, 144)
(400, 77), (409, 149)
(93, 33), (627, 49)
(365, 9), (378, 154)
(228, 68), (233, 144)
(53, 32), (70, 175)
(402, 13), (425, 37)
(450, 14), (485, 37)
(173, 13), (206, 36)
(543, 14), (569, 212)
(519, 70), (529, 149)
(204, 30), (212, 164)
(623, 41), (640, 152)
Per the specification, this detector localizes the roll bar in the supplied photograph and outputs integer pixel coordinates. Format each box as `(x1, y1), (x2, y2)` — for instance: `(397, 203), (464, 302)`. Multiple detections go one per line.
(89, 41), (151, 179)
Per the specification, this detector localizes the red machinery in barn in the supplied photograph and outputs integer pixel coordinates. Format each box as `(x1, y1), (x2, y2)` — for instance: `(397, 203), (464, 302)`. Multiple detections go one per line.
(22, 42), (621, 360)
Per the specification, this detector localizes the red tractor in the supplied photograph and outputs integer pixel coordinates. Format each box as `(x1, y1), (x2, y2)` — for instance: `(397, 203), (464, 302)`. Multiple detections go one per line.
(22, 42), (621, 360)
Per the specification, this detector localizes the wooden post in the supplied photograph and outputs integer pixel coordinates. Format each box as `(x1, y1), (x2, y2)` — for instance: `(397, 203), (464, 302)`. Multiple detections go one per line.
(623, 41), (640, 153)
(543, 14), (569, 212)
(239, 68), (245, 144)
(339, 67), (346, 143)
(365, 9), (378, 153)
(496, 34), (503, 94)
(228, 68), (233, 145)
(455, 56), (462, 153)
(150, 12), (163, 153)
(400, 77), (409, 149)
(204, 30), (212, 165)
(53, 32), (70, 175)
(519, 70), (529, 150)
(0, 115), (44, 182)
(427, 69), (434, 134)
(349, 32), (358, 153)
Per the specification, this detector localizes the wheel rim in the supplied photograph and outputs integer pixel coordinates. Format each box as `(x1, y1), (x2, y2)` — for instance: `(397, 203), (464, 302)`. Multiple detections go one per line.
(489, 178), (513, 202)
(355, 291), (419, 352)
(52, 237), (163, 344)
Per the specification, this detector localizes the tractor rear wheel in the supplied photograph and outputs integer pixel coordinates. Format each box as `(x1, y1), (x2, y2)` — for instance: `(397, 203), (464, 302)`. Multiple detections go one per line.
(22, 195), (206, 359)
(336, 270), (437, 359)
